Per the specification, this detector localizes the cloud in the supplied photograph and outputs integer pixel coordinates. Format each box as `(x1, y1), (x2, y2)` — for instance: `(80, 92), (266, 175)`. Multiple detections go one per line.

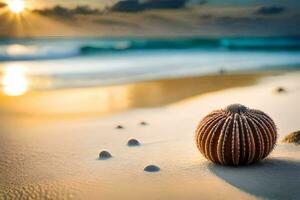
(110, 0), (143, 12)
(110, 0), (207, 12)
(33, 0), (208, 18)
(33, 5), (100, 18)
(93, 18), (141, 28)
(255, 5), (285, 15)
(34, 5), (73, 17)
(73, 5), (100, 15)
(142, 0), (187, 9)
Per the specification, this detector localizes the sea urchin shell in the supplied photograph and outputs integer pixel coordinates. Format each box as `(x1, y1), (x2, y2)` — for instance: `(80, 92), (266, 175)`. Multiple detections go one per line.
(195, 104), (277, 166)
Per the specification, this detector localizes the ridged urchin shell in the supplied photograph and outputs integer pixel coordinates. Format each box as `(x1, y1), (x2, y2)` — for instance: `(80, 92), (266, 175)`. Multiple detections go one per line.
(195, 104), (277, 166)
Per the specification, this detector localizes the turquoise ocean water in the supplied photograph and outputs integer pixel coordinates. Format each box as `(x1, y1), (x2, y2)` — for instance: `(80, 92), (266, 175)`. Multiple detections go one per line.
(0, 36), (300, 91)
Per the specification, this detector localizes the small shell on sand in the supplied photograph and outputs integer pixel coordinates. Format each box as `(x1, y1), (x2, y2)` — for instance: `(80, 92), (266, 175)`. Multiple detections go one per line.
(144, 165), (160, 172)
(99, 150), (112, 160)
(127, 138), (141, 147)
(116, 125), (124, 129)
(275, 87), (286, 93)
(282, 131), (300, 145)
(140, 121), (148, 126)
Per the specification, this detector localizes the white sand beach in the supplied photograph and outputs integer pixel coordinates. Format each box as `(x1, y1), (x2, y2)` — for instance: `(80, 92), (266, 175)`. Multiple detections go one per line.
(0, 71), (300, 199)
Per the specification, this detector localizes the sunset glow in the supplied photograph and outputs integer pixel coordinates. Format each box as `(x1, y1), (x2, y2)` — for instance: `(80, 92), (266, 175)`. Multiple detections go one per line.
(8, 0), (25, 14)
(2, 65), (28, 96)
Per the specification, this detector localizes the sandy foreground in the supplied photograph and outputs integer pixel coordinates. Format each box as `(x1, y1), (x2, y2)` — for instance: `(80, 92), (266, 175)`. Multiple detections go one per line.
(0, 71), (300, 199)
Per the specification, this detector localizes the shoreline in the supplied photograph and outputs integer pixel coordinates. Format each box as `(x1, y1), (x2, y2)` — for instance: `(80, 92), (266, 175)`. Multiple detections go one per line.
(0, 70), (283, 118)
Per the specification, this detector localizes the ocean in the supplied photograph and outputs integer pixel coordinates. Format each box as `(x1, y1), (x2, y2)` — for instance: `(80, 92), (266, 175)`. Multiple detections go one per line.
(0, 36), (300, 95)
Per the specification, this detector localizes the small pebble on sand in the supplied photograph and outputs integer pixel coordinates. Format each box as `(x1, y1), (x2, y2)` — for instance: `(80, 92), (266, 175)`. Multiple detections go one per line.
(275, 87), (286, 93)
(116, 125), (124, 129)
(144, 165), (160, 172)
(127, 138), (141, 147)
(99, 150), (112, 160)
(219, 68), (226, 75)
(140, 121), (148, 126)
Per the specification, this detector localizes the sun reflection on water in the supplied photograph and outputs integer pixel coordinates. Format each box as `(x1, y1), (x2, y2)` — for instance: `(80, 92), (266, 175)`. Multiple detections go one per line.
(6, 44), (37, 56)
(1, 65), (29, 96)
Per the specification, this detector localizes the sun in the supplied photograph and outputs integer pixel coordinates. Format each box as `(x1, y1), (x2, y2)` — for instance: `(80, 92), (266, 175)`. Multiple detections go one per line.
(8, 0), (25, 14)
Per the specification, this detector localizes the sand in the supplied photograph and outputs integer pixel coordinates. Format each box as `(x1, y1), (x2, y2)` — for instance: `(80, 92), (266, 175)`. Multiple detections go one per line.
(0, 71), (299, 199)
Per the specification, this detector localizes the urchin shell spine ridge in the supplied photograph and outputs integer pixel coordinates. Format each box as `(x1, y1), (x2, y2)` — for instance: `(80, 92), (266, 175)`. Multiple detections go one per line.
(195, 104), (277, 166)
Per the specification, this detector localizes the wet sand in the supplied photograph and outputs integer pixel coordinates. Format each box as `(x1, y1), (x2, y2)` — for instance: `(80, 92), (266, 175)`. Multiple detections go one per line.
(0, 72), (274, 117)
(0, 71), (300, 199)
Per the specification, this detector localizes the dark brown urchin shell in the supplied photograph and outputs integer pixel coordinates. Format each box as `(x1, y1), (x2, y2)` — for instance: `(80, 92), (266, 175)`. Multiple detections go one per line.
(195, 104), (277, 166)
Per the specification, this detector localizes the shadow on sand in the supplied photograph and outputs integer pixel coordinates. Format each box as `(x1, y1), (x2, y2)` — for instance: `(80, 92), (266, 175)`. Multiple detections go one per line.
(208, 159), (300, 200)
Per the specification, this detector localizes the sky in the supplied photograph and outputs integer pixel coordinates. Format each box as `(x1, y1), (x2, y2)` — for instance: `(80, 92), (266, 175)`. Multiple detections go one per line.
(0, 0), (299, 37)
(5, 0), (299, 9)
